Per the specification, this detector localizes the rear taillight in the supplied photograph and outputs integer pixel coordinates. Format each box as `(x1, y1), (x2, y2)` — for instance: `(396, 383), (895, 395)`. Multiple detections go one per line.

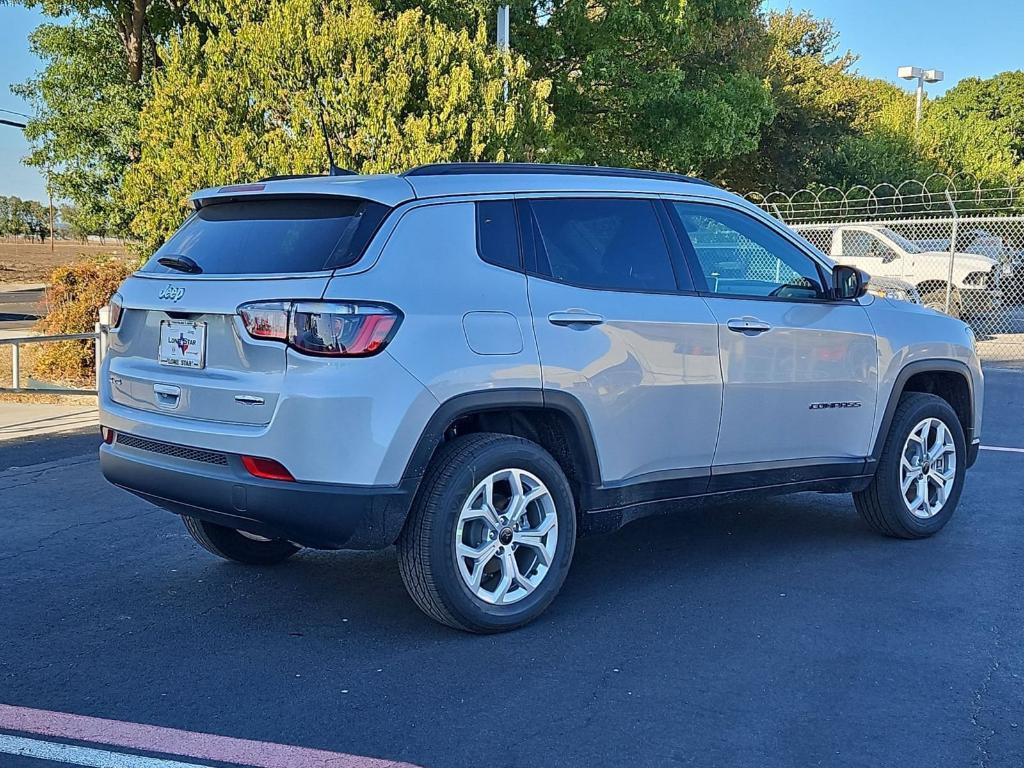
(241, 455), (294, 481)
(237, 301), (401, 357)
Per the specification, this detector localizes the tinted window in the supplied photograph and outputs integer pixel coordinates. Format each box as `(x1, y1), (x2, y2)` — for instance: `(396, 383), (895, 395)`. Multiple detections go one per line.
(476, 200), (520, 270)
(141, 198), (388, 275)
(672, 203), (826, 300)
(528, 198), (679, 292)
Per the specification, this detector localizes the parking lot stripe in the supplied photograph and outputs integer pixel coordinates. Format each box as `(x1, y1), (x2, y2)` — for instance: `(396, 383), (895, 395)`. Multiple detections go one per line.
(0, 705), (420, 768)
(0, 734), (208, 768)
(981, 445), (1024, 453)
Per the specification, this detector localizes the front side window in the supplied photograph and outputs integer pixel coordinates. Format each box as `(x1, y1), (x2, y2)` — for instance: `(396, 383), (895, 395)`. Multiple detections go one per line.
(526, 198), (681, 292)
(672, 202), (826, 300)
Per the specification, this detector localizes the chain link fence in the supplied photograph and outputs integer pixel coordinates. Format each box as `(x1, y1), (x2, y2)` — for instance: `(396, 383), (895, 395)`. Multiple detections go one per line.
(744, 177), (1024, 366)
(789, 215), (1024, 365)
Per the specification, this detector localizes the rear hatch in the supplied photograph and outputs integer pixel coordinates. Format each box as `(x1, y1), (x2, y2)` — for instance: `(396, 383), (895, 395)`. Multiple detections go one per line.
(107, 195), (389, 426)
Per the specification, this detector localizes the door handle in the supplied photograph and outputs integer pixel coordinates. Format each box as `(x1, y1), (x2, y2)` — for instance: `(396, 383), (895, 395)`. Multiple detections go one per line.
(726, 317), (772, 334)
(548, 310), (605, 327)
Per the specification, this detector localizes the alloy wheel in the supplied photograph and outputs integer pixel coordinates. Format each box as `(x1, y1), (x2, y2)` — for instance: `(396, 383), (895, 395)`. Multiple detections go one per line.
(454, 468), (558, 605)
(900, 417), (957, 519)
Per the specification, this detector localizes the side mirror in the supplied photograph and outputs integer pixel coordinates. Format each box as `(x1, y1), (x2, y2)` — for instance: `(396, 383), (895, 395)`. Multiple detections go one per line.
(833, 265), (869, 300)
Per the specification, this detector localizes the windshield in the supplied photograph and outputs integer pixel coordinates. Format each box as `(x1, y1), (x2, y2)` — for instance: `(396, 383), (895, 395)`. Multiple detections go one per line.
(141, 197), (389, 275)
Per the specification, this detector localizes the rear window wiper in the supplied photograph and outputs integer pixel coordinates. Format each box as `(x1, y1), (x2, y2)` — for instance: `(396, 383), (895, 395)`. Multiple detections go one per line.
(157, 254), (203, 274)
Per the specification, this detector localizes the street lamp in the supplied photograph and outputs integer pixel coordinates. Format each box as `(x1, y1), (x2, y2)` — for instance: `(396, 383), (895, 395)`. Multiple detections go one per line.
(898, 66), (944, 129)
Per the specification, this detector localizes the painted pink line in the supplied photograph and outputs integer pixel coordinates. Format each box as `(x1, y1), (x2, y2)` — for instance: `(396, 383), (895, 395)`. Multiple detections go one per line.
(0, 704), (421, 768)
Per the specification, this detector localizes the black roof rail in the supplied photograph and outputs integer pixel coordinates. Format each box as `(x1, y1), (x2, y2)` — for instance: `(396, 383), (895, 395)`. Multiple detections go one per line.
(401, 162), (713, 186)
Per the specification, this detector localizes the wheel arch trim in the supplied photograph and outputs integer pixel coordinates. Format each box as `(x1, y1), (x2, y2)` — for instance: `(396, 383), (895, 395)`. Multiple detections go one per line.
(401, 388), (602, 485)
(871, 359), (976, 463)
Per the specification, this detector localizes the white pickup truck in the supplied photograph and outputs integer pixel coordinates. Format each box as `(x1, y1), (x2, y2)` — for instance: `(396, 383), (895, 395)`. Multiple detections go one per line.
(824, 225), (1003, 318)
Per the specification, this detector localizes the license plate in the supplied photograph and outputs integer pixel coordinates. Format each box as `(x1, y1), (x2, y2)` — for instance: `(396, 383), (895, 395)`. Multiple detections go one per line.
(158, 320), (206, 369)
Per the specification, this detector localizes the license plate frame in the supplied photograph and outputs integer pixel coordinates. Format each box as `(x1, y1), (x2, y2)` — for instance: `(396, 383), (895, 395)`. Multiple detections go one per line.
(158, 320), (207, 369)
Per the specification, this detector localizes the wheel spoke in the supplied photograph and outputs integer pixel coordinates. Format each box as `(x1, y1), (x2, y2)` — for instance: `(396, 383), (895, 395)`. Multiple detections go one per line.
(505, 550), (535, 595)
(457, 540), (498, 564)
(509, 486), (548, 525)
(492, 556), (514, 603)
(929, 422), (948, 461)
(901, 465), (922, 493)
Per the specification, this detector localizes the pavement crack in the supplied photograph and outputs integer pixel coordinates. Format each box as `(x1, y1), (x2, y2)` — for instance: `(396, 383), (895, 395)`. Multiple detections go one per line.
(969, 629), (1003, 768)
(0, 509), (160, 563)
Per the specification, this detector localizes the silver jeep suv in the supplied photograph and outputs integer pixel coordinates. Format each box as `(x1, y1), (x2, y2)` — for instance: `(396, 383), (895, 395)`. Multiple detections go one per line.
(99, 163), (984, 632)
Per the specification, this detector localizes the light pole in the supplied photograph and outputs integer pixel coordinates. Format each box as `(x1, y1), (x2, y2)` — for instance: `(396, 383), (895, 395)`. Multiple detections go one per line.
(497, 5), (510, 102)
(898, 66), (944, 129)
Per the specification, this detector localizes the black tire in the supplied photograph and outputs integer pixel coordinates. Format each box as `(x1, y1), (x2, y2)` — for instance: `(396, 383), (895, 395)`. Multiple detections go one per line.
(397, 433), (577, 633)
(921, 288), (962, 319)
(182, 515), (300, 565)
(854, 392), (967, 539)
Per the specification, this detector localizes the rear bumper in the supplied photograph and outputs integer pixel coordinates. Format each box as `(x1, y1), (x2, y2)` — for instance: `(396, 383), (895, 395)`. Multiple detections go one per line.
(100, 435), (417, 549)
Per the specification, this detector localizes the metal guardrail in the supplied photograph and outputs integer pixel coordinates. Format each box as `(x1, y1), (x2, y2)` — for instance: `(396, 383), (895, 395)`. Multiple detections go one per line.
(0, 323), (109, 395)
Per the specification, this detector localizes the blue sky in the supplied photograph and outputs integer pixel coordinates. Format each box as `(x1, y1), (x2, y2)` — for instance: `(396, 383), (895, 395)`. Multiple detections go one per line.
(0, 1), (1016, 201)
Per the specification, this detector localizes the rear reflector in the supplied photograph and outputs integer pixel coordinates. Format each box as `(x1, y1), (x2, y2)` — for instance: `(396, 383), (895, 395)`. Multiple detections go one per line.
(100, 426), (115, 445)
(241, 455), (294, 482)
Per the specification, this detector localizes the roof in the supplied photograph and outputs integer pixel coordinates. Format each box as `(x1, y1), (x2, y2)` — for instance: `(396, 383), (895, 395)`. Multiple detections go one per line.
(190, 163), (726, 208)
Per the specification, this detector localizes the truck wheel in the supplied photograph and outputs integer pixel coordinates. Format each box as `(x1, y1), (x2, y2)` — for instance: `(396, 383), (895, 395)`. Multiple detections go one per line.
(854, 393), (966, 539)
(397, 433), (577, 633)
(182, 516), (300, 565)
(921, 288), (962, 319)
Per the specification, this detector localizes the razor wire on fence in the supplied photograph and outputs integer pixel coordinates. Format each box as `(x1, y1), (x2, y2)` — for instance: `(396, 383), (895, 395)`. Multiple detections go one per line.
(745, 176), (1024, 366)
(744, 173), (1024, 224)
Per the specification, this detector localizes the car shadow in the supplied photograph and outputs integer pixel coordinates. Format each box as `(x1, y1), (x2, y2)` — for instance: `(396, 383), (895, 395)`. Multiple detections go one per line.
(164, 491), (882, 641)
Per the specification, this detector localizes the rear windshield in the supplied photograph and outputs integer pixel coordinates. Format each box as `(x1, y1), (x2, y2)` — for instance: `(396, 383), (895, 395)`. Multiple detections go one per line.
(141, 197), (389, 275)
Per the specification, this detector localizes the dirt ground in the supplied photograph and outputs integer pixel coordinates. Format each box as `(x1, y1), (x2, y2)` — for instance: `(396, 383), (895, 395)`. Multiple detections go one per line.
(0, 238), (130, 285)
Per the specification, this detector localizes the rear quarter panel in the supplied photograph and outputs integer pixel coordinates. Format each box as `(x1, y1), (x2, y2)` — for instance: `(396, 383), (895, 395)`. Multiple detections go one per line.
(321, 199), (542, 477)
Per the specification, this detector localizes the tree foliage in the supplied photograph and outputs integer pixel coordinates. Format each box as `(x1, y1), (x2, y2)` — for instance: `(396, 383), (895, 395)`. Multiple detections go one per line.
(8, 0), (205, 237)
(920, 72), (1024, 187)
(721, 10), (934, 191)
(0, 195), (48, 240)
(505, 0), (772, 173)
(123, 0), (554, 251)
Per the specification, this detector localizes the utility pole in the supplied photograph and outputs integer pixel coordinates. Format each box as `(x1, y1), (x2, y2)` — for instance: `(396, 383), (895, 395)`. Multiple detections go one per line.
(497, 5), (510, 102)
(898, 66), (944, 130)
(48, 174), (54, 254)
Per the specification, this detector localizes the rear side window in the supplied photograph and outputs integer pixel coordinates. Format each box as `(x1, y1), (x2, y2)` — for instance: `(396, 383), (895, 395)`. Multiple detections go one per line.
(141, 197), (389, 275)
(526, 198), (679, 292)
(476, 200), (520, 270)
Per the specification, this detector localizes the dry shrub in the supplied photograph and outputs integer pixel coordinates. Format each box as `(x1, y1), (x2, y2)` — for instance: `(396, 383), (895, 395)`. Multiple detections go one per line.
(32, 254), (139, 384)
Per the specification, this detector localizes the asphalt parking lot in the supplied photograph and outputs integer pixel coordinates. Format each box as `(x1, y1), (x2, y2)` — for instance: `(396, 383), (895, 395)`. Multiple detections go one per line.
(1, 369), (1022, 768)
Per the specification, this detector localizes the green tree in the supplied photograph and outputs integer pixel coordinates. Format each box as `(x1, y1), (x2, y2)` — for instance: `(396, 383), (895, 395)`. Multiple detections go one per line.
(721, 9), (931, 192)
(503, 0), (772, 174)
(8, 0), (205, 236)
(123, 0), (554, 252)
(920, 71), (1024, 187)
